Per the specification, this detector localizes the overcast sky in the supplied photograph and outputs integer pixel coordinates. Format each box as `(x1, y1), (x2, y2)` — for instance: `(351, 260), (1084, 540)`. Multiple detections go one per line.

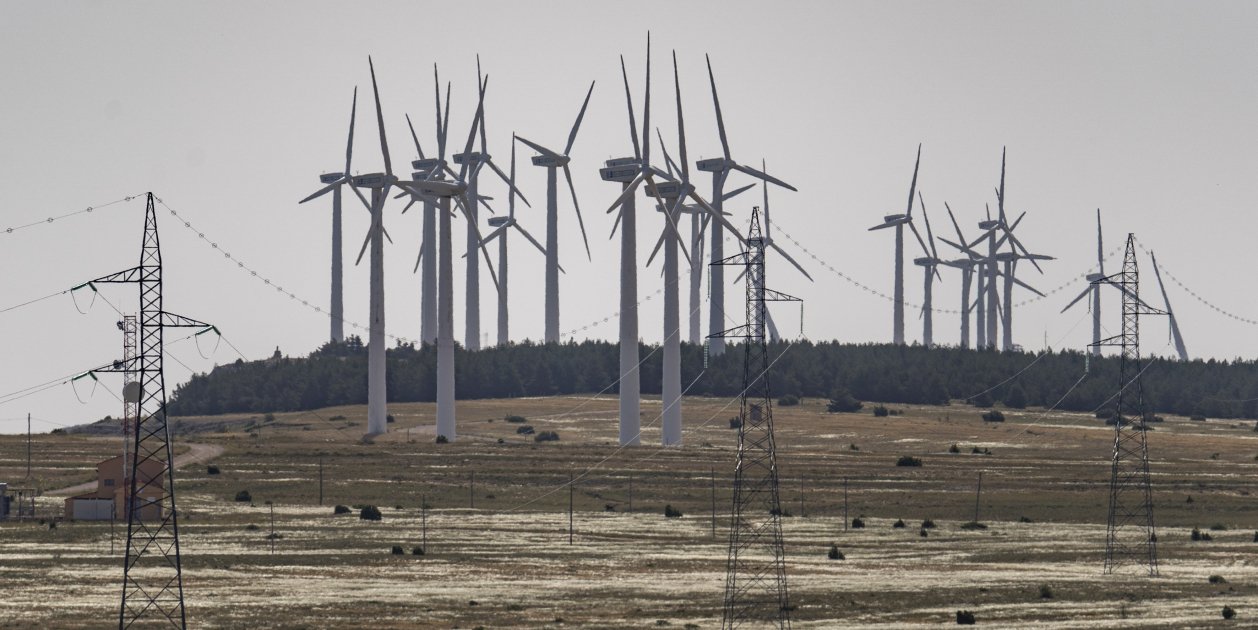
(1, 1), (1256, 433)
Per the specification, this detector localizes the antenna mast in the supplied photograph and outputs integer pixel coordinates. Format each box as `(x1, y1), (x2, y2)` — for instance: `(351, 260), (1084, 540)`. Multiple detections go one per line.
(1092, 233), (1162, 576)
(711, 207), (798, 628)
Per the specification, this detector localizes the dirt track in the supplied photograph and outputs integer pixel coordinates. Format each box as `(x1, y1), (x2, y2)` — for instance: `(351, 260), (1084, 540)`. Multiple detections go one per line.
(45, 441), (224, 497)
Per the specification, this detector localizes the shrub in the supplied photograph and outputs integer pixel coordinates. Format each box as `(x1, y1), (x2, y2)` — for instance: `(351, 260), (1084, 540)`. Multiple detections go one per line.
(245, 523), (260, 531)
(1191, 527), (1212, 541)
(1095, 409), (1114, 420)
(234, 490), (252, 502)
(778, 394), (800, 407)
(1253, 531), (1257, 543)
(949, 443), (960, 454)
(1210, 523), (1228, 531)
(1004, 385), (1027, 409)
(1186, 495), (1194, 503)
(412, 546), (425, 555)
(728, 416), (742, 429)
(664, 504), (683, 518)
(1223, 605), (1235, 620)
(516, 425), (535, 435)
(971, 391), (994, 408)
(505, 415), (527, 423)
(896, 455), (922, 467)
(921, 519), (937, 529)
(391, 545), (404, 555)
(264, 412), (276, 423)
(329, 415), (346, 421)
(826, 388), (863, 413)
(893, 519), (906, 529)
(206, 465), (220, 475)
(971, 446), (991, 455)
(535, 431), (560, 442)
(849, 443), (859, 451)
(919, 527), (929, 538)
(873, 405), (890, 417)
(851, 517), (865, 529)
(333, 504), (351, 515)
(1209, 575), (1227, 584)
(435, 435), (449, 444)
(386, 415), (395, 424)
(1039, 584), (1054, 599)
(1019, 516), (1034, 523)
(827, 543), (844, 560)
(982, 410), (1006, 422)
(360, 505), (382, 521)
(961, 521), (987, 530)
(956, 610), (976, 624)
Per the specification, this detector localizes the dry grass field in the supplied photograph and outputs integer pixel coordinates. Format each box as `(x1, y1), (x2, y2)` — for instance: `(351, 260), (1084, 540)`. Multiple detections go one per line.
(2, 395), (1257, 628)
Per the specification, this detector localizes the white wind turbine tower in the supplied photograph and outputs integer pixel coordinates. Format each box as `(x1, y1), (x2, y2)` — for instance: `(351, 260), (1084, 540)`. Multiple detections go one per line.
(911, 192), (943, 347)
(396, 77), (498, 442)
(868, 145), (923, 346)
(400, 65), (452, 345)
(1149, 251), (1189, 361)
(939, 202), (981, 348)
(1062, 209), (1106, 356)
(482, 140), (549, 345)
(514, 81), (596, 343)
(696, 55), (797, 356)
(299, 87), (357, 344)
(454, 59), (528, 351)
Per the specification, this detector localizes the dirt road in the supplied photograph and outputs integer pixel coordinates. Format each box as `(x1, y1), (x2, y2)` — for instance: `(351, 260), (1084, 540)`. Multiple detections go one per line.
(46, 442), (224, 497)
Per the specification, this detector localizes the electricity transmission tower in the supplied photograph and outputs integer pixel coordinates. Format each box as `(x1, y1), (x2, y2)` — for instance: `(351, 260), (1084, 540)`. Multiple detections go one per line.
(91, 192), (215, 628)
(711, 207), (798, 629)
(1092, 233), (1163, 576)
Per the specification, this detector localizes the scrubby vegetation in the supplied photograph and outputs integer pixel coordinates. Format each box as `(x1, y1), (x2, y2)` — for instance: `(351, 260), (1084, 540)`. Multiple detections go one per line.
(956, 610), (976, 624)
(777, 394), (799, 407)
(826, 387), (862, 413)
(664, 504), (683, 518)
(333, 505), (351, 515)
(827, 544), (844, 560)
(535, 430), (560, 442)
(896, 455), (922, 467)
(234, 490), (251, 502)
(360, 505), (382, 521)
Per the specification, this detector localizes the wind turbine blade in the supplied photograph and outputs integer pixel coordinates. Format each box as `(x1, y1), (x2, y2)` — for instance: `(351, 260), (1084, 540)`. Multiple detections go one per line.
(1096, 208), (1105, 275)
(1001, 271), (1045, 297)
(406, 113), (426, 160)
(477, 56), (487, 152)
(606, 172), (646, 215)
(514, 222), (547, 257)
(514, 134), (562, 161)
(705, 54), (731, 160)
(731, 162), (797, 192)
(642, 32), (651, 167)
(368, 57), (392, 177)
(656, 129), (679, 178)
(484, 157), (530, 208)
(355, 227), (372, 266)
(480, 224), (508, 245)
(433, 64), (445, 159)
(762, 160), (770, 240)
(919, 191), (938, 259)
(400, 198), (417, 214)
(344, 87), (357, 176)
(620, 55), (641, 161)
(563, 163), (591, 261)
(645, 224), (667, 267)
(769, 242), (813, 281)
(685, 189), (746, 244)
(459, 76), (487, 181)
(997, 146), (1006, 222)
(350, 182), (373, 213)
(1061, 286), (1090, 313)
(944, 201), (968, 245)
(441, 82), (452, 159)
(413, 241), (424, 273)
(1149, 251), (1188, 359)
(908, 221), (930, 258)
(609, 208), (623, 240)
(721, 183), (755, 202)
(905, 143), (921, 216)
(672, 50), (689, 181)
(299, 180), (343, 204)
(459, 192), (499, 290)
(564, 80), (595, 156)
(665, 193), (691, 265)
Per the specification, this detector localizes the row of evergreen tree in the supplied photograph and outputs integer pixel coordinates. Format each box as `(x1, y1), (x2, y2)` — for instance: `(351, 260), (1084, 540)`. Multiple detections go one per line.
(167, 337), (1258, 420)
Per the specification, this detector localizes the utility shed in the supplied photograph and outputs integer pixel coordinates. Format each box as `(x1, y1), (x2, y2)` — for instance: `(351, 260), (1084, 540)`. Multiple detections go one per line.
(63, 455), (163, 521)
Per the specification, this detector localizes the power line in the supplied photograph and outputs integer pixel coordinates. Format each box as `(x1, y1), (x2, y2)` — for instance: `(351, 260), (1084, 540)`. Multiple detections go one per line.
(1, 194), (143, 237)
(1133, 238), (1258, 326)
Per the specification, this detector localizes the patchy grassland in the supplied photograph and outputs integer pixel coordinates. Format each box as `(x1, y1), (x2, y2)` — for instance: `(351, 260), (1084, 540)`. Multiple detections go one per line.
(2, 396), (1257, 628)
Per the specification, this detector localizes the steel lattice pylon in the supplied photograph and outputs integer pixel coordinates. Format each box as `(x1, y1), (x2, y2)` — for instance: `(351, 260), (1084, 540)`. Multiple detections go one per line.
(710, 207), (799, 629)
(1092, 233), (1162, 576)
(91, 193), (214, 628)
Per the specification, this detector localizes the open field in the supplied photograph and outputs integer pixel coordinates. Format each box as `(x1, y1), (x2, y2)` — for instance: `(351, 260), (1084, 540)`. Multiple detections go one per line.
(2, 396), (1257, 628)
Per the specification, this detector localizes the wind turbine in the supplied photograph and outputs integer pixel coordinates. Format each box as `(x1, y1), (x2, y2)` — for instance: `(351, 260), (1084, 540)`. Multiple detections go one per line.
(868, 145), (924, 346)
(396, 76), (499, 442)
(696, 54), (797, 357)
(1062, 209), (1106, 356)
(1149, 251), (1188, 361)
(939, 202), (980, 348)
(911, 191), (943, 348)
(453, 59), (528, 351)
(299, 87), (357, 344)
(514, 79), (595, 343)
(481, 140), (548, 346)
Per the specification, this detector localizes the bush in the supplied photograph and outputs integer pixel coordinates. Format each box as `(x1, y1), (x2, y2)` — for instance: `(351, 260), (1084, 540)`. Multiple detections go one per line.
(728, 416), (742, 429)
(360, 505), (382, 521)
(1095, 409), (1114, 420)
(873, 405), (890, 417)
(827, 543), (844, 560)
(1191, 527), (1212, 541)
(206, 465), (220, 475)
(1039, 584), (1054, 599)
(264, 412), (276, 423)
(919, 527), (929, 538)
(505, 415), (527, 423)
(849, 443), (860, 451)
(826, 388), (863, 413)
(961, 521), (987, 530)
(1209, 575), (1227, 584)
(896, 455), (922, 467)
(234, 490), (252, 502)
(245, 523), (260, 531)
(1211, 523), (1228, 531)
(893, 519), (906, 529)
(921, 519), (937, 529)
(971, 446), (991, 455)
(333, 504), (351, 515)
(516, 425), (535, 435)
(956, 610), (976, 624)
(1019, 516), (1034, 523)
(778, 394), (800, 407)
(412, 546), (425, 556)
(664, 504), (683, 518)
(1253, 531), (1257, 543)
(435, 435), (449, 444)
(386, 414), (395, 423)
(851, 517), (865, 529)
(1004, 385), (1027, 409)
(391, 545), (404, 555)
(1223, 605), (1235, 620)
(982, 410), (1006, 422)
(948, 443), (960, 454)
(971, 391), (994, 408)
(535, 430), (560, 442)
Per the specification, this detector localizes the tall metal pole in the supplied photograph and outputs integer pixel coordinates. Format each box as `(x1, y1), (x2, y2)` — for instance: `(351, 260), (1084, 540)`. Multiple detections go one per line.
(26, 413), (31, 480)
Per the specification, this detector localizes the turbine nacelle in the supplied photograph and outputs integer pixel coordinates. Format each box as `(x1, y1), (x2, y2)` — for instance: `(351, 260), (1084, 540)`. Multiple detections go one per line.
(1085, 272), (1105, 282)
(530, 154), (571, 168)
(411, 180), (467, 198)
(412, 158), (447, 172)
(351, 173), (388, 188)
(913, 257), (940, 266)
(487, 216), (510, 228)
(977, 219), (1000, 230)
(696, 157), (728, 172)
(453, 152), (489, 165)
(646, 181), (694, 200)
(600, 158), (640, 183)
(319, 173), (343, 184)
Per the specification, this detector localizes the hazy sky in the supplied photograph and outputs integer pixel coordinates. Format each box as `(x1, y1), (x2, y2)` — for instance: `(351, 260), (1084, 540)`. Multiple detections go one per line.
(2, 1), (1256, 433)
